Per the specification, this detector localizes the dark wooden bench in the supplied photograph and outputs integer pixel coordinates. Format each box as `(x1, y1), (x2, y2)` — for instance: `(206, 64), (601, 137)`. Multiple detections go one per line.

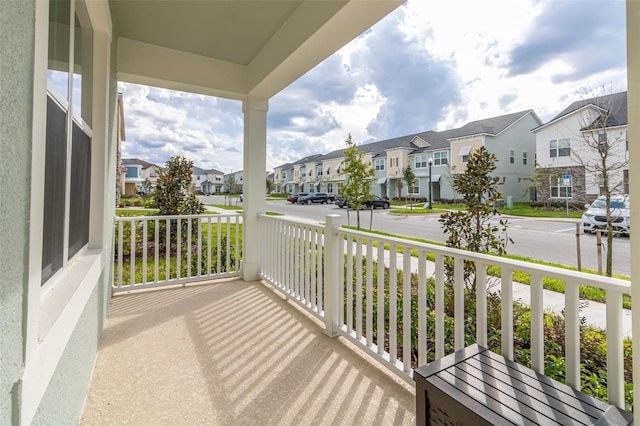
(413, 344), (632, 425)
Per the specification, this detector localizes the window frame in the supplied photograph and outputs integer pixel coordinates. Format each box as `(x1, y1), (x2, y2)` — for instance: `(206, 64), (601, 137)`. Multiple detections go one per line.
(433, 150), (448, 165)
(550, 176), (573, 198)
(415, 155), (428, 168)
(374, 158), (385, 170)
(509, 149), (515, 164)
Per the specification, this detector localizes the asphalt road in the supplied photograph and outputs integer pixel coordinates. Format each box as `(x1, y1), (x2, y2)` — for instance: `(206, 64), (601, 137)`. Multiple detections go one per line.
(201, 196), (631, 276)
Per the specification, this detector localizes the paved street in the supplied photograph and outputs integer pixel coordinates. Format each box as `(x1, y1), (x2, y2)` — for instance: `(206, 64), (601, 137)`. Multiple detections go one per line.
(200, 196), (631, 277)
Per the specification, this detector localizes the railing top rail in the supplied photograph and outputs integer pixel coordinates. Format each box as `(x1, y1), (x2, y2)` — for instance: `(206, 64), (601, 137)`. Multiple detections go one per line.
(114, 213), (241, 222)
(337, 225), (631, 294)
(259, 213), (326, 230)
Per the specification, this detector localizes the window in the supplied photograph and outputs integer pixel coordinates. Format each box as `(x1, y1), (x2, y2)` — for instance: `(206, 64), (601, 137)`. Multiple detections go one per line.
(336, 166), (341, 174)
(326, 166), (331, 175)
(598, 132), (607, 153)
(459, 146), (471, 163)
(42, 0), (93, 285)
(374, 159), (385, 170)
(316, 167), (322, 176)
(126, 166), (139, 178)
(509, 149), (515, 164)
(389, 157), (398, 168)
(549, 138), (570, 157)
(408, 179), (420, 195)
(415, 155), (428, 168)
(523, 152), (528, 165)
(626, 130), (629, 151)
(433, 151), (448, 165)
(550, 176), (572, 198)
(327, 183), (333, 193)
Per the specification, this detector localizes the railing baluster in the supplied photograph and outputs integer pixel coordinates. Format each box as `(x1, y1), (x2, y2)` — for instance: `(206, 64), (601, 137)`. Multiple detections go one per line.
(187, 217), (192, 279)
(154, 218), (159, 283)
(530, 272), (544, 374)
(311, 229), (317, 310)
(216, 216), (222, 275)
(389, 244), (397, 364)
(117, 220), (123, 288)
(142, 219), (148, 284)
(476, 261), (487, 347)
(225, 219), (231, 274)
(606, 290), (624, 408)
(165, 218), (170, 281)
(235, 215), (240, 272)
(346, 235), (353, 334)
(176, 218), (181, 281)
(501, 267), (513, 360)
(402, 245), (411, 373)
(130, 219), (136, 286)
(207, 217), (212, 276)
(418, 249), (427, 367)
(338, 229), (345, 327)
(356, 236), (363, 340)
(565, 280), (580, 390)
(305, 226), (310, 304)
(454, 255), (464, 352)
(366, 238), (374, 348)
(377, 241), (385, 356)
(317, 228), (323, 312)
(435, 254), (444, 359)
(197, 217), (202, 277)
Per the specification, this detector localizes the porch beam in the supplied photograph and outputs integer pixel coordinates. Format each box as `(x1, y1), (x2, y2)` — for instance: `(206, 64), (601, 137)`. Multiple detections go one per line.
(242, 98), (268, 281)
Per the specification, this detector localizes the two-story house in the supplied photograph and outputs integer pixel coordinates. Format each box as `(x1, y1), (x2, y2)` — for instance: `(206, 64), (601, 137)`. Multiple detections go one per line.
(533, 91), (628, 202)
(121, 158), (160, 195)
(223, 170), (244, 193)
(278, 110), (541, 202)
(192, 166), (225, 194)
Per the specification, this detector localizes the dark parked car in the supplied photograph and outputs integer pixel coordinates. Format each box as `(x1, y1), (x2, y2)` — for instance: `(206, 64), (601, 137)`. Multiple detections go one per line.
(297, 192), (335, 204)
(287, 192), (308, 203)
(336, 195), (390, 209)
(365, 196), (390, 209)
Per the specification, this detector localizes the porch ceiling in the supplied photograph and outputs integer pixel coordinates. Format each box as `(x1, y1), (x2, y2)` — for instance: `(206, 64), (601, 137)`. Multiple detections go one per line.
(111, 0), (404, 99)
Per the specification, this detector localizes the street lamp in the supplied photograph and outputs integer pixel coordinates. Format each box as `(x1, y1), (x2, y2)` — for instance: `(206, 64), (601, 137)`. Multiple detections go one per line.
(428, 157), (433, 209)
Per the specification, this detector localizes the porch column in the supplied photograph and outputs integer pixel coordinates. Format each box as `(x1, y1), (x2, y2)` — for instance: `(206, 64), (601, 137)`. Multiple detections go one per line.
(627, 0), (640, 415)
(242, 97), (268, 281)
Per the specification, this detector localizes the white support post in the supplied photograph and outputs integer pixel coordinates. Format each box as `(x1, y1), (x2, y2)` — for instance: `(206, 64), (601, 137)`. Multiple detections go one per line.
(323, 214), (342, 337)
(242, 98), (268, 281)
(627, 0), (640, 415)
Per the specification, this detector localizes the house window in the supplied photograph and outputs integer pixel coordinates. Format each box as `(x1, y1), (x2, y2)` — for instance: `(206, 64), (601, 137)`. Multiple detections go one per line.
(509, 149), (515, 164)
(459, 146), (471, 163)
(626, 130), (629, 151)
(523, 152), (528, 165)
(374, 159), (385, 170)
(433, 151), (448, 165)
(550, 176), (572, 198)
(415, 155), (428, 168)
(389, 157), (398, 168)
(408, 179), (420, 195)
(326, 166), (331, 175)
(549, 138), (570, 157)
(598, 132), (607, 153)
(42, 0), (93, 285)
(327, 183), (333, 193)
(126, 166), (139, 178)
(337, 166), (341, 174)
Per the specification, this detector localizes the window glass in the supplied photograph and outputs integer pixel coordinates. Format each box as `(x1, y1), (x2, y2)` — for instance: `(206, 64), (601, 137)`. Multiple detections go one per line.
(48, 0), (70, 103)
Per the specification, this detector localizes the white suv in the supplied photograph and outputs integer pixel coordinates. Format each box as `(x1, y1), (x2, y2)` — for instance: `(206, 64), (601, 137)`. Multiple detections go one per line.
(582, 195), (630, 236)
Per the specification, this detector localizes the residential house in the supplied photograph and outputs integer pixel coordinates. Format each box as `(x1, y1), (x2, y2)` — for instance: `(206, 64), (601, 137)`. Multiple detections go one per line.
(121, 158), (159, 195)
(281, 110), (542, 202)
(223, 169), (244, 193)
(533, 91), (628, 202)
(192, 166), (225, 194)
(2, 0), (405, 423)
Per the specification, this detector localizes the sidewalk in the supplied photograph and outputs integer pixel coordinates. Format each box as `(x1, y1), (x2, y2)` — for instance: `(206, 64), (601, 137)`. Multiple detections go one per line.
(365, 242), (632, 337)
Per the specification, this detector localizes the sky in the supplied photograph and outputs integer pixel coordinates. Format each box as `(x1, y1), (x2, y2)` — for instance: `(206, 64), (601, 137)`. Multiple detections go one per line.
(118, 0), (627, 174)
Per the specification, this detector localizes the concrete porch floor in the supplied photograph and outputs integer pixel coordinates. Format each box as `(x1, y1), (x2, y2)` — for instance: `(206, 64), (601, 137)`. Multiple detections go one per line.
(80, 279), (415, 425)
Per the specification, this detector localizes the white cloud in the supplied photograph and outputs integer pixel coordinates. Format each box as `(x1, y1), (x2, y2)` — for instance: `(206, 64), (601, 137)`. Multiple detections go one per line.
(119, 0), (626, 173)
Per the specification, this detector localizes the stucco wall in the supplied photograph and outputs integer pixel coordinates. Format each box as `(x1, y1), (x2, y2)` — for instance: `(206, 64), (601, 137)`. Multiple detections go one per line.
(0, 1), (35, 423)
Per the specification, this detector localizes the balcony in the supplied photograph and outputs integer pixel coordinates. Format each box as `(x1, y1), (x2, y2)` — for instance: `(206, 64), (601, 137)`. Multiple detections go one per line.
(82, 212), (632, 422)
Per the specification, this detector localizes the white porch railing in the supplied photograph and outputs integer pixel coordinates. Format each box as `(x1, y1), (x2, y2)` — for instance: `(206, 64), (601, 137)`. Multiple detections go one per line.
(259, 213), (632, 409)
(113, 213), (242, 293)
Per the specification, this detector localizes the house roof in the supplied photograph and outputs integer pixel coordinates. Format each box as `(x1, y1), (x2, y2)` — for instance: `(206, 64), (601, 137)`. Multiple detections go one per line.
(122, 158), (158, 169)
(536, 91), (627, 131)
(192, 166), (225, 175)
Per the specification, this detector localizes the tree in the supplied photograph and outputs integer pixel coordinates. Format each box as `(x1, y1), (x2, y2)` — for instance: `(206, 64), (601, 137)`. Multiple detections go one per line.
(341, 134), (375, 230)
(266, 178), (274, 194)
(402, 165), (417, 209)
(439, 146), (511, 292)
(571, 87), (628, 277)
(396, 178), (404, 199)
(153, 156), (204, 215)
(226, 174), (237, 194)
